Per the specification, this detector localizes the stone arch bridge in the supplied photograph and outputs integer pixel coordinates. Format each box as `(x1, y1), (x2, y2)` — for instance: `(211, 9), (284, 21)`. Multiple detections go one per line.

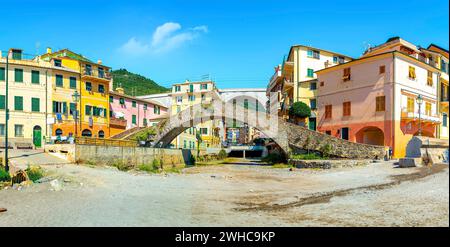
(129, 100), (386, 159)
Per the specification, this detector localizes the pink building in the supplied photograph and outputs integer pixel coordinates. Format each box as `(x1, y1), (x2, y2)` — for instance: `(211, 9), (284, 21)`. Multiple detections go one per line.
(315, 37), (442, 158)
(109, 88), (167, 136)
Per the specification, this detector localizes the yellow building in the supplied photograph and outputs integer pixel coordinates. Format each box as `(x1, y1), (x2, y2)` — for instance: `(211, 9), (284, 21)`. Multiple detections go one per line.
(269, 46), (352, 130)
(0, 48), (52, 148)
(40, 48), (111, 138)
(170, 80), (222, 149)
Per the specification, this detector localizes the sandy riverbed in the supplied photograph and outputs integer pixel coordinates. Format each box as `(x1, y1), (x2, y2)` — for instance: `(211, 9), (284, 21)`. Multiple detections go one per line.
(0, 160), (448, 226)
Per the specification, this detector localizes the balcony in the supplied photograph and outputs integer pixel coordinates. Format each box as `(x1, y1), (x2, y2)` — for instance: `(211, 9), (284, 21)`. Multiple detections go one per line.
(401, 109), (441, 124)
(110, 117), (127, 128)
(81, 68), (111, 81)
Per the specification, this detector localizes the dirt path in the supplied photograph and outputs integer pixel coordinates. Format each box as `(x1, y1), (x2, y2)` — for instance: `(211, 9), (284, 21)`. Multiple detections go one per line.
(0, 161), (448, 226)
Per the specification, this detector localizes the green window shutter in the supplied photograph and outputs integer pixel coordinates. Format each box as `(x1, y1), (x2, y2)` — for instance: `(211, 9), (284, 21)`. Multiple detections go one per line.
(31, 98), (40, 112)
(85, 105), (91, 115)
(143, 118), (147, 126)
(132, 115), (136, 124)
(14, 96), (23, 111)
(31, 70), (40, 84)
(56, 75), (63, 87)
(0, 68), (5, 81)
(307, 68), (314, 77)
(109, 96), (113, 103)
(132, 101), (136, 107)
(15, 69), (23, 82)
(70, 103), (76, 114)
(104, 108), (107, 118)
(52, 101), (57, 113)
(62, 102), (67, 114)
(93, 106), (98, 116)
(0, 95), (5, 109)
(69, 77), (76, 89)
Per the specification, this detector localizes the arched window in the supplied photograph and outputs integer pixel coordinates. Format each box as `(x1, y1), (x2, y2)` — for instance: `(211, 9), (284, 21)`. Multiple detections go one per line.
(55, 129), (63, 136)
(81, 129), (92, 137)
(98, 130), (105, 138)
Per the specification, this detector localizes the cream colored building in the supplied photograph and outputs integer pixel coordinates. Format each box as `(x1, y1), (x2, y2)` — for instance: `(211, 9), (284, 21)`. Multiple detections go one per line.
(169, 80), (222, 149)
(0, 49), (53, 148)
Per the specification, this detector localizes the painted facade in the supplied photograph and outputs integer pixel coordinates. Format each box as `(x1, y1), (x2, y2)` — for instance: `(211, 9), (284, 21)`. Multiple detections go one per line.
(0, 49), (52, 148)
(40, 48), (112, 139)
(109, 87), (168, 137)
(316, 38), (442, 158)
(268, 45), (352, 130)
(170, 80), (222, 149)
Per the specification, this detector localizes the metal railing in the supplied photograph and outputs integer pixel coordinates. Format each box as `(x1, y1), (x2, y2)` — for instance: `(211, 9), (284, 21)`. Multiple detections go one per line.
(81, 67), (111, 80)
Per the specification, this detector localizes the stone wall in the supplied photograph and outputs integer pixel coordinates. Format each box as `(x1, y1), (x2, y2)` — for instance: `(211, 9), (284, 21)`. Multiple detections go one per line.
(289, 159), (372, 169)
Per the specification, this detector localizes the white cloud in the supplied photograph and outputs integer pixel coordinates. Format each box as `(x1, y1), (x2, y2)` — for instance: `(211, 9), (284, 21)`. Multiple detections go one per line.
(119, 22), (208, 55)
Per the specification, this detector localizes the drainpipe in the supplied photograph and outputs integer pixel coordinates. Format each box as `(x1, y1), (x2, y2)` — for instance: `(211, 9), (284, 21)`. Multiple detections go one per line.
(45, 69), (48, 141)
(392, 53), (396, 156)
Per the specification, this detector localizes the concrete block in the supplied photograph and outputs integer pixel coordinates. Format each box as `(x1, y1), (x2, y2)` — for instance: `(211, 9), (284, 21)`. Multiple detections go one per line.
(399, 158), (423, 168)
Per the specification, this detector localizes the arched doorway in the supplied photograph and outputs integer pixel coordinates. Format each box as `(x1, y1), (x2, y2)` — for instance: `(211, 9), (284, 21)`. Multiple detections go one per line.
(355, 127), (385, 146)
(98, 130), (105, 138)
(55, 128), (63, 136)
(33, 125), (42, 148)
(82, 129), (92, 137)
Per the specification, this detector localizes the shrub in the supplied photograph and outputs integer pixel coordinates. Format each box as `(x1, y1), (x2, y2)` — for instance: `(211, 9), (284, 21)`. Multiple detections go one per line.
(218, 149), (227, 160)
(291, 153), (324, 160)
(320, 143), (333, 158)
(25, 166), (44, 182)
(289, 102), (311, 118)
(112, 160), (133, 171)
(262, 152), (286, 164)
(189, 155), (196, 166)
(0, 166), (10, 182)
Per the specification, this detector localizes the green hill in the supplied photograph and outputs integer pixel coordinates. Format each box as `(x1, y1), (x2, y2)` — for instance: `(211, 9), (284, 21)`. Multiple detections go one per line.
(111, 69), (170, 96)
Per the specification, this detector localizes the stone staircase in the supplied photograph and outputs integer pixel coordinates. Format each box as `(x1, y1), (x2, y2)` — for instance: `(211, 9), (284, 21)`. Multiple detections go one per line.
(110, 127), (146, 140)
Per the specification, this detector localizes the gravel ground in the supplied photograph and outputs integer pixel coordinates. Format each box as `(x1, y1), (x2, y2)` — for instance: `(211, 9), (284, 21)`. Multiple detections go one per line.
(0, 160), (448, 226)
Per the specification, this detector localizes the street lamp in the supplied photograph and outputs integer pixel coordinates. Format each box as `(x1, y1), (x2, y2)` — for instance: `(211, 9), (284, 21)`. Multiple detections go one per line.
(417, 94), (423, 136)
(72, 90), (80, 139)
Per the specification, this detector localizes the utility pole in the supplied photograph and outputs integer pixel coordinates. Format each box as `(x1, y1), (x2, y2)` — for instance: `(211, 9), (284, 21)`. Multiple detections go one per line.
(4, 54), (9, 171)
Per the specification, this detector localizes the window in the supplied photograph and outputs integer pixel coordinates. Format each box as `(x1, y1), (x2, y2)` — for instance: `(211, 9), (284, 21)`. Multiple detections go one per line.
(143, 118), (148, 126)
(56, 74), (63, 87)
(98, 67), (104, 78)
(184, 140), (187, 149)
(407, 97), (415, 113)
(307, 49), (320, 59)
(425, 102), (432, 116)
(109, 96), (114, 103)
(441, 59), (448, 73)
(0, 124), (5, 136)
(119, 98), (125, 105)
(201, 94), (206, 101)
(55, 129), (63, 136)
(310, 81), (317, 90)
(443, 113), (448, 127)
(379, 65), (385, 74)
(132, 101), (137, 107)
(201, 84), (208, 90)
(176, 96), (183, 103)
(310, 99), (317, 110)
(85, 64), (92, 75)
(31, 70), (40, 84)
(244, 99), (249, 109)
(14, 96), (23, 111)
(0, 95), (5, 109)
(376, 96), (385, 112)
(70, 103), (76, 116)
(85, 105), (92, 115)
(343, 68), (351, 81)
(343, 101), (351, 116)
(188, 95), (195, 101)
(92, 107), (106, 117)
(408, 66), (416, 80)
(31, 98), (40, 112)
(307, 68), (314, 78)
(86, 82), (92, 91)
(333, 56), (344, 64)
(154, 105), (160, 114)
(143, 104), (147, 110)
(174, 85), (181, 92)
(427, 71), (433, 86)
(200, 128), (208, 135)
(189, 84), (194, 92)
(54, 59), (62, 67)
(325, 105), (332, 119)
(325, 130), (332, 135)
(98, 130), (105, 138)
(320, 81), (324, 87)
(132, 115), (137, 124)
(0, 67), (4, 81)
(70, 77), (77, 89)
(98, 84), (105, 93)
(14, 68), (23, 82)
(53, 101), (67, 114)
(14, 124), (23, 137)
(12, 50), (22, 60)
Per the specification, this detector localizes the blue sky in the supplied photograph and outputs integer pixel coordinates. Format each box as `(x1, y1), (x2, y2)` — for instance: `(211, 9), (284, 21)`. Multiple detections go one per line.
(1, 0), (448, 89)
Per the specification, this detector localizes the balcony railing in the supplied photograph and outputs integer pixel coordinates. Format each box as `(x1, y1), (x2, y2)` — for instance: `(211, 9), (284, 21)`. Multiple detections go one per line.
(401, 109), (441, 123)
(110, 117), (127, 127)
(82, 68), (111, 80)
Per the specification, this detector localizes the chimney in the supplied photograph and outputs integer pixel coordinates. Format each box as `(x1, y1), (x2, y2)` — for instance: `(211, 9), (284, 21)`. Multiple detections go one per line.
(46, 47), (52, 54)
(97, 59), (102, 65)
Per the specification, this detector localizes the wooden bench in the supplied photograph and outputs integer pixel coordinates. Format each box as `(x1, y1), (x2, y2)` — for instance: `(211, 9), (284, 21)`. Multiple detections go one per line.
(0, 143), (14, 149)
(15, 142), (34, 149)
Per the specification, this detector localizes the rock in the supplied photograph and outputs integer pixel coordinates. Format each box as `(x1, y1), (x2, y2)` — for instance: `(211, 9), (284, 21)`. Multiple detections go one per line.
(12, 184), (19, 190)
(50, 179), (62, 191)
(20, 180), (33, 187)
(63, 178), (71, 183)
(36, 177), (52, 183)
(211, 175), (216, 178)
(0, 208), (6, 213)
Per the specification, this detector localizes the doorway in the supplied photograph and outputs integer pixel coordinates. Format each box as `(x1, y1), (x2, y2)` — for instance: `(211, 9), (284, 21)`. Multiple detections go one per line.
(33, 125), (42, 148)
